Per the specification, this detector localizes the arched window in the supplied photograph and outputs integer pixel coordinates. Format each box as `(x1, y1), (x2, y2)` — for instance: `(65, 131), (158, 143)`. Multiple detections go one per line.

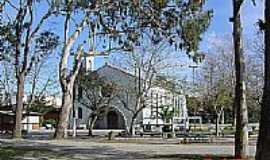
(78, 107), (83, 119)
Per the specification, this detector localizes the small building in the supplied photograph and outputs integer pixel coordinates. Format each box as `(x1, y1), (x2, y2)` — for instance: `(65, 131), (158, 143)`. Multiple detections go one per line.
(0, 90), (60, 132)
(0, 110), (41, 133)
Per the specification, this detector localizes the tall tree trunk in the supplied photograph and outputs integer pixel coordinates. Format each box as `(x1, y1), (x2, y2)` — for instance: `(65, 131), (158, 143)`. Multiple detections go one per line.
(129, 115), (137, 136)
(72, 116), (77, 138)
(232, 102), (237, 127)
(216, 111), (221, 137)
(13, 75), (25, 139)
(221, 109), (225, 124)
(232, 0), (249, 158)
(54, 13), (86, 139)
(55, 85), (73, 139)
(256, 0), (270, 159)
(88, 115), (97, 136)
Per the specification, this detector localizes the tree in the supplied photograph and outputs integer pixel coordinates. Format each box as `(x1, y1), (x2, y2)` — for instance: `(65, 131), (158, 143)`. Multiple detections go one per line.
(231, 0), (249, 158)
(76, 72), (117, 136)
(199, 33), (263, 126)
(54, 0), (212, 138)
(114, 42), (184, 135)
(0, 61), (15, 106)
(211, 80), (233, 136)
(0, 0), (59, 138)
(196, 31), (264, 137)
(186, 96), (202, 114)
(246, 34), (264, 123)
(256, 0), (270, 159)
(159, 105), (175, 136)
(198, 52), (234, 136)
(25, 52), (59, 132)
(158, 105), (175, 123)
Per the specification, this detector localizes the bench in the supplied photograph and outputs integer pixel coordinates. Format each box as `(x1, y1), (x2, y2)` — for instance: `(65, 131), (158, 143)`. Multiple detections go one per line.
(179, 134), (213, 144)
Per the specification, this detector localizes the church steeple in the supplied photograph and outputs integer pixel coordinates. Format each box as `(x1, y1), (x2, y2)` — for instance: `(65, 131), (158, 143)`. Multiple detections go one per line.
(85, 56), (94, 72)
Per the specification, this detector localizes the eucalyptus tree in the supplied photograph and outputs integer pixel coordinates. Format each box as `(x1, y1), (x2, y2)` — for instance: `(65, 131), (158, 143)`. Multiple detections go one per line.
(0, 0), (59, 138)
(53, 0), (212, 138)
(256, 0), (270, 159)
(230, 0), (256, 158)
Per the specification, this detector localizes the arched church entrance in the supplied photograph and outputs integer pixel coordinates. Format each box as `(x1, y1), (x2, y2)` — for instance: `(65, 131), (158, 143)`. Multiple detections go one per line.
(107, 110), (125, 129)
(94, 107), (126, 129)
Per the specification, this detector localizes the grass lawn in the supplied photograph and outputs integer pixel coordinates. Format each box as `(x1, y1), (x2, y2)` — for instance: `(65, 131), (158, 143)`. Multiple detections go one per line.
(0, 146), (76, 160)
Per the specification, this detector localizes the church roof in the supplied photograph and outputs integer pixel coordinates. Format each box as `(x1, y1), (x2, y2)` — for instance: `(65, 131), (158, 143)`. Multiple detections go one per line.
(96, 63), (137, 78)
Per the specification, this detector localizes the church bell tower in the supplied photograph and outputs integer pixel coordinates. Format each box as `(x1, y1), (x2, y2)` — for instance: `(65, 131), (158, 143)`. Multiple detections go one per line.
(85, 56), (95, 72)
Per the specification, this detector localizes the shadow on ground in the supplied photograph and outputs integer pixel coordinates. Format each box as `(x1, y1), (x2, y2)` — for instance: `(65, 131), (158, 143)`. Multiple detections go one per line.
(151, 154), (251, 160)
(0, 139), (255, 160)
(0, 140), (151, 160)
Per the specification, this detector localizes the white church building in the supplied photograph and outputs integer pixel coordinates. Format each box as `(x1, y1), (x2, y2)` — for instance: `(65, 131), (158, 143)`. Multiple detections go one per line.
(70, 56), (188, 134)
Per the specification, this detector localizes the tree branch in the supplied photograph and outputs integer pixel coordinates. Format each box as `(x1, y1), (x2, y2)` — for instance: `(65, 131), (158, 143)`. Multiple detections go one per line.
(59, 15), (88, 86)
(21, 0), (33, 75)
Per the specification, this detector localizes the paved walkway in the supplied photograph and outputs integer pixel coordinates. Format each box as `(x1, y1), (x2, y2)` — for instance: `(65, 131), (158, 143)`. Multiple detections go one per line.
(0, 138), (256, 160)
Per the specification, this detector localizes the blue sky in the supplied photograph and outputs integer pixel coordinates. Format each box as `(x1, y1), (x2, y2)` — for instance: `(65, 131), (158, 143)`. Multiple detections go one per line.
(41, 0), (264, 71)
(173, 0), (264, 82)
(93, 1), (265, 82)
(202, 0), (263, 42)
(45, 1), (265, 74)
(4, 1), (263, 93)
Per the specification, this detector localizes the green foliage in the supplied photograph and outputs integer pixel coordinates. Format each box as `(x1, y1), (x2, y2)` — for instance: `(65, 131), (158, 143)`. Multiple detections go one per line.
(41, 119), (57, 127)
(187, 96), (202, 113)
(213, 80), (233, 108)
(28, 101), (55, 115)
(51, 0), (212, 59)
(0, 16), (15, 62)
(0, 146), (25, 160)
(202, 78), (233, 114)
(158, 105), (175, 123)
(0, 2), (60, 63)
(34, 31), (59, 55)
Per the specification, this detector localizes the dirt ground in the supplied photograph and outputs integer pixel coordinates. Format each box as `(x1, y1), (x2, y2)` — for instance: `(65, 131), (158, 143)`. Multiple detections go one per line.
(0, 138), (256, 160)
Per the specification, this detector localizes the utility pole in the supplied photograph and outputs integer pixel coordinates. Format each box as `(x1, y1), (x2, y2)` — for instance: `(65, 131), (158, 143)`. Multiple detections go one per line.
(189, 65), (198, 86)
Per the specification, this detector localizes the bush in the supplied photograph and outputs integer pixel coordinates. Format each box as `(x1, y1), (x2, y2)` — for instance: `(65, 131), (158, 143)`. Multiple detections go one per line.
(167, 133), (173, 138)
(41, 119), (57, 128)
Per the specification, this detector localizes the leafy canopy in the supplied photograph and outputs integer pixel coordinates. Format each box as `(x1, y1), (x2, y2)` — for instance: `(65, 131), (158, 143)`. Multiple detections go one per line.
(52, 0), (212, 57)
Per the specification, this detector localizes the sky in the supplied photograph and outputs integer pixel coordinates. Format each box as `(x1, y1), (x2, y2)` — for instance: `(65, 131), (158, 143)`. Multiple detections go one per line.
(201, 0), (264, 50)
(44, 0), (264, 74)
(1, 1), (264, 94)
(88, 1), (265, 86)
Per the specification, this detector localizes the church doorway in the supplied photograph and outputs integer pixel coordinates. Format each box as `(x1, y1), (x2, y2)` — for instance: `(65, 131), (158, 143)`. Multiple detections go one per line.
(106, 110), (125, 129)
(94, 108), (126, 129)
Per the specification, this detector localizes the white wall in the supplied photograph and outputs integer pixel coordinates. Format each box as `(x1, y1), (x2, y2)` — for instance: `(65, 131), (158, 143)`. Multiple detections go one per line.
(21, 115), (40, 130)
(142, 86), (188, 125)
